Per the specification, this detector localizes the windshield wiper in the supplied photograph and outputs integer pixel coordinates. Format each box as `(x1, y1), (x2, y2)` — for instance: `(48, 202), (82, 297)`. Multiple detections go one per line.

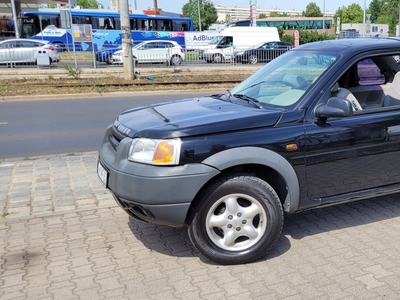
(232, 94), (262, 108)
(235, 80), (267, 94)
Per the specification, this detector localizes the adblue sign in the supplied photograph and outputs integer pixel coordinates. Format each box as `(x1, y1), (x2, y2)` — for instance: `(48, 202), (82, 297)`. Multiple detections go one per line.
(184, 31), (217, 50)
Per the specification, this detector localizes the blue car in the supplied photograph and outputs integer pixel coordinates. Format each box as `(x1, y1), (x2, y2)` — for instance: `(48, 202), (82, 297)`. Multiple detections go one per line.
(95, 46), (121, 64)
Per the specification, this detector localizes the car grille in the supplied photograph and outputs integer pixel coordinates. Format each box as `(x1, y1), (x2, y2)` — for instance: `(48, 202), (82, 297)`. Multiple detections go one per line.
(108, 125), (127, 151)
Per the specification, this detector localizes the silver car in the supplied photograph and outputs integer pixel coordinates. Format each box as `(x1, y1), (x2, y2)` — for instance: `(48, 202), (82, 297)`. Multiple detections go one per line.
(0, 38), (60, 65)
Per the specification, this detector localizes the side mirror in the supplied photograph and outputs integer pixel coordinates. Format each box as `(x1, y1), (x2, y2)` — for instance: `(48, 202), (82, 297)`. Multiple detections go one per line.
(315, 97), (353, 119)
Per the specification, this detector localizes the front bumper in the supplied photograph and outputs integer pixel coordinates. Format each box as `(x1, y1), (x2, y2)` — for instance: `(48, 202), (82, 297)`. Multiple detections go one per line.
(98, 126), (220, 226)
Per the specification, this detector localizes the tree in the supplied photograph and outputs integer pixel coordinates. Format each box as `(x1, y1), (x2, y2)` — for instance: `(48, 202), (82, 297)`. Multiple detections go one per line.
(258, 13), (267, 19)
(369, 0), (383, 23)
(373, 0), (398, 35)
(341, 3), (363, 23)
(77, 0), (100, 9)
(304, 2), (323, 17)
(182, 0), (218, 31)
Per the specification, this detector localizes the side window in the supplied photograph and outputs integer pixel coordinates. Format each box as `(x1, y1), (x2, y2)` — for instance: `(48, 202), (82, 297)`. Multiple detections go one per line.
(143, 42), (157, 49)
(357, 59), (385, 86)
(158, 42), (171, 48)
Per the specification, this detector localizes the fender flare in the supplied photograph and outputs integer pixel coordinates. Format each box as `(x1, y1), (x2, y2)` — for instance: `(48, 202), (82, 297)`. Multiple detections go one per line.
(201, 147), (300, 213)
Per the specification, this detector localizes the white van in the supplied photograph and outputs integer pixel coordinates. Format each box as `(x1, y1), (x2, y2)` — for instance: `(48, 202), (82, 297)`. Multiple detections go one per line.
(198, 27), (280, 63)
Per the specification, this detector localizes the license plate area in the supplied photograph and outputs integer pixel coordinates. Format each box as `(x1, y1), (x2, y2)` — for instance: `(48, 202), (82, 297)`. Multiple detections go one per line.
(97, 161), (108, 188)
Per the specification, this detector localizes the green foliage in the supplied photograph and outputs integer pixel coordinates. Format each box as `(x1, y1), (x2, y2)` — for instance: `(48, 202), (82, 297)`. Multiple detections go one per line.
(182, 0), (218, 30)
(341, 3), (363, 23)
(281, 30), (335, 45)
(63, 64), (82, 79)
(77, 0), (100, 9)
(373, 0), (399, 35)
(304, 2), (323, 17)
(258, 13), (267, 19)
(369, 0), (383, 23)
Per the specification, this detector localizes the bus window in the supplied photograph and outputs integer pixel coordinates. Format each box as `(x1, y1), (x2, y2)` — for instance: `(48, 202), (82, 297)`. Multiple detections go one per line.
(173, 21), (189, 31)
(72, 16), (91, 25)
(157, 19), (172, 31)
(129, 18), (137, 30)
(92, 17), (114, 29)
(114, 18), (121, 30)
(138, 19), (152, 30)
(39, 14), (59, 29)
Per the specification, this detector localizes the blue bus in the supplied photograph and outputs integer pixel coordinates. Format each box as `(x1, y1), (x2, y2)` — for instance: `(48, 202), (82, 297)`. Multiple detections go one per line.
(18, 9), (194, 51)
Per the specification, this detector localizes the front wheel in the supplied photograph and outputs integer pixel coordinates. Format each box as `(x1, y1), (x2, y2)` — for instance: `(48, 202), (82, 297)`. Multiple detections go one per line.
(106, 54), (113, 64)
(170, 55), (182, 66)
(248, 54), (258, 64)
(188, 174), (283, 265)
(213, 54), (224, 63)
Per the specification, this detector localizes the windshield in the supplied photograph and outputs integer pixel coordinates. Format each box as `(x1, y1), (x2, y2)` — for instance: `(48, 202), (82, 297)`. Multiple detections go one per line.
(133, 41), (146, 49)
(209, 36), (223, 45)
(250, 42), (264, 49)
(230, 50), (339, 108)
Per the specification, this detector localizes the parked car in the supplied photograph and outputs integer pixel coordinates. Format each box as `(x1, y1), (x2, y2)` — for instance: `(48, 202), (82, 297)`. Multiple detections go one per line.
(96, 46), (121, 64)
(235, 41), (293, 64)
(111, 40), (185, 66)
(98, 37), (400, 265)
(0, 38), (60, 65)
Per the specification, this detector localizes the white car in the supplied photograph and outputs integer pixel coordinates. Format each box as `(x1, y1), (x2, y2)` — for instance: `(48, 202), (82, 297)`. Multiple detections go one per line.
(112, 40), (185, 66)
(0, 38), (60, 65)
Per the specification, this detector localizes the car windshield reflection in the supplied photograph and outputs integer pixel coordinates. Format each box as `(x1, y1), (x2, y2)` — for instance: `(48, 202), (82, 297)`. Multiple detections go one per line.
(230, 51), (339, 108)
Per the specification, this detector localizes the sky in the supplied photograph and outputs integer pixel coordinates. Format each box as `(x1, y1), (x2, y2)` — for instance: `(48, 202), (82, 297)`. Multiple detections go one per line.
(99, 0), (372, 14)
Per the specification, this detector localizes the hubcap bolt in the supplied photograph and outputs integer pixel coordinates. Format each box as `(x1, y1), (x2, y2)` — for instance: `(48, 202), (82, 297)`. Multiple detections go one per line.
(227, 224), (232, 229)
(242, 220), (247, 224)
(236, 227), (241, 231)
(237, 213), (242, 217)
(228, 215), (233, 220)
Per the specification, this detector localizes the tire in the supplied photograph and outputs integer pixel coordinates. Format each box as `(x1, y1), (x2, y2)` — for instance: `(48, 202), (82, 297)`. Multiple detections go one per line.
(170, 55), (182, 66)
(188, 173), (283, 265)
(133, 56), (138, 67)
(213, 54), (224, 64)
(248, 54), (258, 64)
(106, 54), (113, 64)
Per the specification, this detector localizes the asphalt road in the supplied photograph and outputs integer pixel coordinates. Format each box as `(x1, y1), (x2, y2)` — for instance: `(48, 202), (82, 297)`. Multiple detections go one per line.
(0, 92), (209, 159)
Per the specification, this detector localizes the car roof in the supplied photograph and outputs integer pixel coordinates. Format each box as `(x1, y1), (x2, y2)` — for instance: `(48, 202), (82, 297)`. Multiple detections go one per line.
(0, 38), (49, 44)
(140, 40), (179, 45)
(293, 37), (400, 54)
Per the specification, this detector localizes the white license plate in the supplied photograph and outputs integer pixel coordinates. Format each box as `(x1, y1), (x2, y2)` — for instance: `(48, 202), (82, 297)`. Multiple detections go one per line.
(97, 161), (108, 187)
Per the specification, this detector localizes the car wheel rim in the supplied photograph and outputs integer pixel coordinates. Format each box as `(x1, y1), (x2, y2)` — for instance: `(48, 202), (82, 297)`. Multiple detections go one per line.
(250, 55), (257, 64)
(205, 193), (267, 251)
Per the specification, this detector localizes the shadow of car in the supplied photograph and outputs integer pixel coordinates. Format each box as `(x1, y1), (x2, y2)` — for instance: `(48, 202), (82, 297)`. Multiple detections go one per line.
(235, 41), (293, 64)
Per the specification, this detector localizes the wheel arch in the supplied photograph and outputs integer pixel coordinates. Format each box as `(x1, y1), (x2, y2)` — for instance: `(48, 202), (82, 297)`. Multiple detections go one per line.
(186, 147), (300, 224)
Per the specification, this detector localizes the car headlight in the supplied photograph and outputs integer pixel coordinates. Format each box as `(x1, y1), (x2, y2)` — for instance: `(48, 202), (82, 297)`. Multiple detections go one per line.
(114, 52), (122, 57)
(128, 138), (181, 165)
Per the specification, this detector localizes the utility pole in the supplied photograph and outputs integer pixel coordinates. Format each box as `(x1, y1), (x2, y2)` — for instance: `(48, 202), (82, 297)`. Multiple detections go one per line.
(154, 0), (158, 9)
(120, 0), (134, 80)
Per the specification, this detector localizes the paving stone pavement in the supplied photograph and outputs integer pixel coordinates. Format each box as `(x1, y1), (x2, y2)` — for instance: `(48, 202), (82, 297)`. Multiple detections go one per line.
(1, 152), (400, 299)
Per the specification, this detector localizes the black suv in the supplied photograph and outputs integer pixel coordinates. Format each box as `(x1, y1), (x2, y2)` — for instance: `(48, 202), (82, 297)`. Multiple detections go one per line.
(98, 37), (400, 265)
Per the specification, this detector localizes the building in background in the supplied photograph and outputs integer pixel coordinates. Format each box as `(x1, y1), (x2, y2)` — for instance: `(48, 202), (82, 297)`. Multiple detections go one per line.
(214, 4), (335, 23)
(341, 23), (389, 38)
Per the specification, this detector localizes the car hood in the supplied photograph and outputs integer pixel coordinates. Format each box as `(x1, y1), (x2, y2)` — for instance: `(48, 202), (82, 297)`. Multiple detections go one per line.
(116, 96), (283, 139)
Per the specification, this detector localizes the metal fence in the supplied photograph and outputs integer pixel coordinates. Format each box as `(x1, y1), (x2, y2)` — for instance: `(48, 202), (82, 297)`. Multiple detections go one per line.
(0, 47), (290, 69)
